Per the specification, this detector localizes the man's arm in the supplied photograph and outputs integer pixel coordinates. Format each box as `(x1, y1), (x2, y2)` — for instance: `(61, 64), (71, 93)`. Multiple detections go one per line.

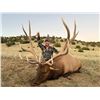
(38, 41), (45, 51)
(53, 47), (59, 54)
(36, 32), (44, 51)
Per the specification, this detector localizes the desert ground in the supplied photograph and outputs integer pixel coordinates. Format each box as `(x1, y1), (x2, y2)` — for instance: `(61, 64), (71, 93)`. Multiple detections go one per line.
(1, 41), (100, 87)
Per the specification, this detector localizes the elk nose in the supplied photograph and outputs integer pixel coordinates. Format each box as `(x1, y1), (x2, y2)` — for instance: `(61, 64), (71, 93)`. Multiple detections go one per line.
(31, 81), (40, 86)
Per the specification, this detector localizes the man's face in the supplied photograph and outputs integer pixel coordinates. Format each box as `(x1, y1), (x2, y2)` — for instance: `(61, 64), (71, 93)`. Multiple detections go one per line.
(45, 41), (50, 47)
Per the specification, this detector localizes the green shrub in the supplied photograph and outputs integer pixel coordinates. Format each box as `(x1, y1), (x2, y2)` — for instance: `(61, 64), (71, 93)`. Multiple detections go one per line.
(11, 37), (16, 42)
(51, 40), (56, 43)
(31, 36), (35, 40)
(60, 39), (64, 42)
(90, 43), (96, 47)
(51, 36), (56, 43)
(39, 39), (44, 44)
(64, 39), (67, 42)
(96, 42), (100, 47)
(82, 47), (90, 50)
(71, 41), (76, 45)
(54, 42), (61, 47)
(20, 40), (30, 44)
(78, 48), (84, 52)
(18, 50), (22, 52)
(1, 37), (7, 43)
(81, 41), (85, 45)
(75, 45), (81, 49)
(92, 48), (94, 51)
(85, 42), (90, 46)
(6, 41), (15, 47)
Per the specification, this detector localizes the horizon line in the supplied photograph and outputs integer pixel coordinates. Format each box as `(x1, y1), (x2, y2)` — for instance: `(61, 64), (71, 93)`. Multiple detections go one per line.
(0, 34), (100, 42)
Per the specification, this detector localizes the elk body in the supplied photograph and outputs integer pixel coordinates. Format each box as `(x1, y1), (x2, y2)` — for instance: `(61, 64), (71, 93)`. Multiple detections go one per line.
(19, 19), (81, 86)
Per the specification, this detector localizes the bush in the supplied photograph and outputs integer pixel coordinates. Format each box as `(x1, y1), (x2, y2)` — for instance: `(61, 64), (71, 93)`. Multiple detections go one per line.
(39, 39), (44, 44)
(78, 48), (84, 52)
(96, 42), (100, 47)
(31, 36), (35, 40)
(6, 41), (15, 47)
(51, 36), (56, 43)
(92, 48), (94, 51)
(90, 42), (96, 47)
(11, 37), (16, 42)
(20, 40), (30, 44)
(81, 41), (86, 45)
(71, 41), (76, 45)
(1, 37), (7, 43)
(60, 39), (64, 42)
(82, 47), (90, 50)
(85, 42), (90, 46)
(54, 42), (61, 47)
(16, 36), (21, 42)
(51, 40), (56, 43)
(75, 45), (81, 49)
(18, 50), (22, 52)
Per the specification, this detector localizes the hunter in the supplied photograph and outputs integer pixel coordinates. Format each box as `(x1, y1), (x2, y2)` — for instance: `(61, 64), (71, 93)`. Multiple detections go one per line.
(36, 32), (59, 62)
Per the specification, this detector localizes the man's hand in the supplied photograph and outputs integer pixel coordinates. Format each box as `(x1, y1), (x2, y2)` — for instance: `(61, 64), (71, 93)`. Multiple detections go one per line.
(36, 32), (40, 37)
(36, 32), (40, 41)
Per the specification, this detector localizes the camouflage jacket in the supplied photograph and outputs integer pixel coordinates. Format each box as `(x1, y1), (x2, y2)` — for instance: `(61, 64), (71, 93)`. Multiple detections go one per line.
(38, 41), (59, 61)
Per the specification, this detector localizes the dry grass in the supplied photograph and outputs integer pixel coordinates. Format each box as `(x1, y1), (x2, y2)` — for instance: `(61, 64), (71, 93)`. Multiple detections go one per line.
(1, 42), (100, 87)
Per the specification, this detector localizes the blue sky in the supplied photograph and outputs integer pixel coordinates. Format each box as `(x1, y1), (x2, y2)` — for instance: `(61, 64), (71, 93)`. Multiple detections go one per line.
(0, 13), (99, 41)
(0, 14), (2, 35)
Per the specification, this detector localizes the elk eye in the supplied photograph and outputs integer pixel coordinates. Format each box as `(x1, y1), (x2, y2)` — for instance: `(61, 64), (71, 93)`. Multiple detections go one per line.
(41, 69), (47, 73)
(41, 67), (49, 73)
(36, 68), (38, 71)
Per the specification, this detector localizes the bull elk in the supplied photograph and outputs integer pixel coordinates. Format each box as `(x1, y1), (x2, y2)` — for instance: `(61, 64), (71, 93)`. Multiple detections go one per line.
(19, 19), (81, 86)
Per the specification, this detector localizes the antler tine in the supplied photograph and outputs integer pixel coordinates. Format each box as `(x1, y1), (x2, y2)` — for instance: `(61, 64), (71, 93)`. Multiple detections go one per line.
(29, 20), (32, 41)
(61, 18), (70, 51)
(18, 52), (23, 59)
(22, 25), (29, 39)
(19, 43), (34, 56)
(18, 51), (39, 64)
(22, 24), (33, 43)
(21, 22), (38, 60)
(26, 56), (40, 64)
(70, 20), (78, 43)
(62, 18), (70, 40)
(74, 20), (76, 34)
(28, 21), (38, 60)
(28, 21), (35, 48)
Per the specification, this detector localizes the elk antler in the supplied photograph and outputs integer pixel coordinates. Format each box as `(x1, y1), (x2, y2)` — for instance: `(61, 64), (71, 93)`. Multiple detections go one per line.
(61, 18), (70, 52)
(70, 20), (79, 43)
(19, 21), (39, 64)
(19, 52), (39, 64)
(62, 18), (70, 40)
(46, 18), (78, 66)
(46, 39), (69, 66)
(62, 18), (79, 49)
